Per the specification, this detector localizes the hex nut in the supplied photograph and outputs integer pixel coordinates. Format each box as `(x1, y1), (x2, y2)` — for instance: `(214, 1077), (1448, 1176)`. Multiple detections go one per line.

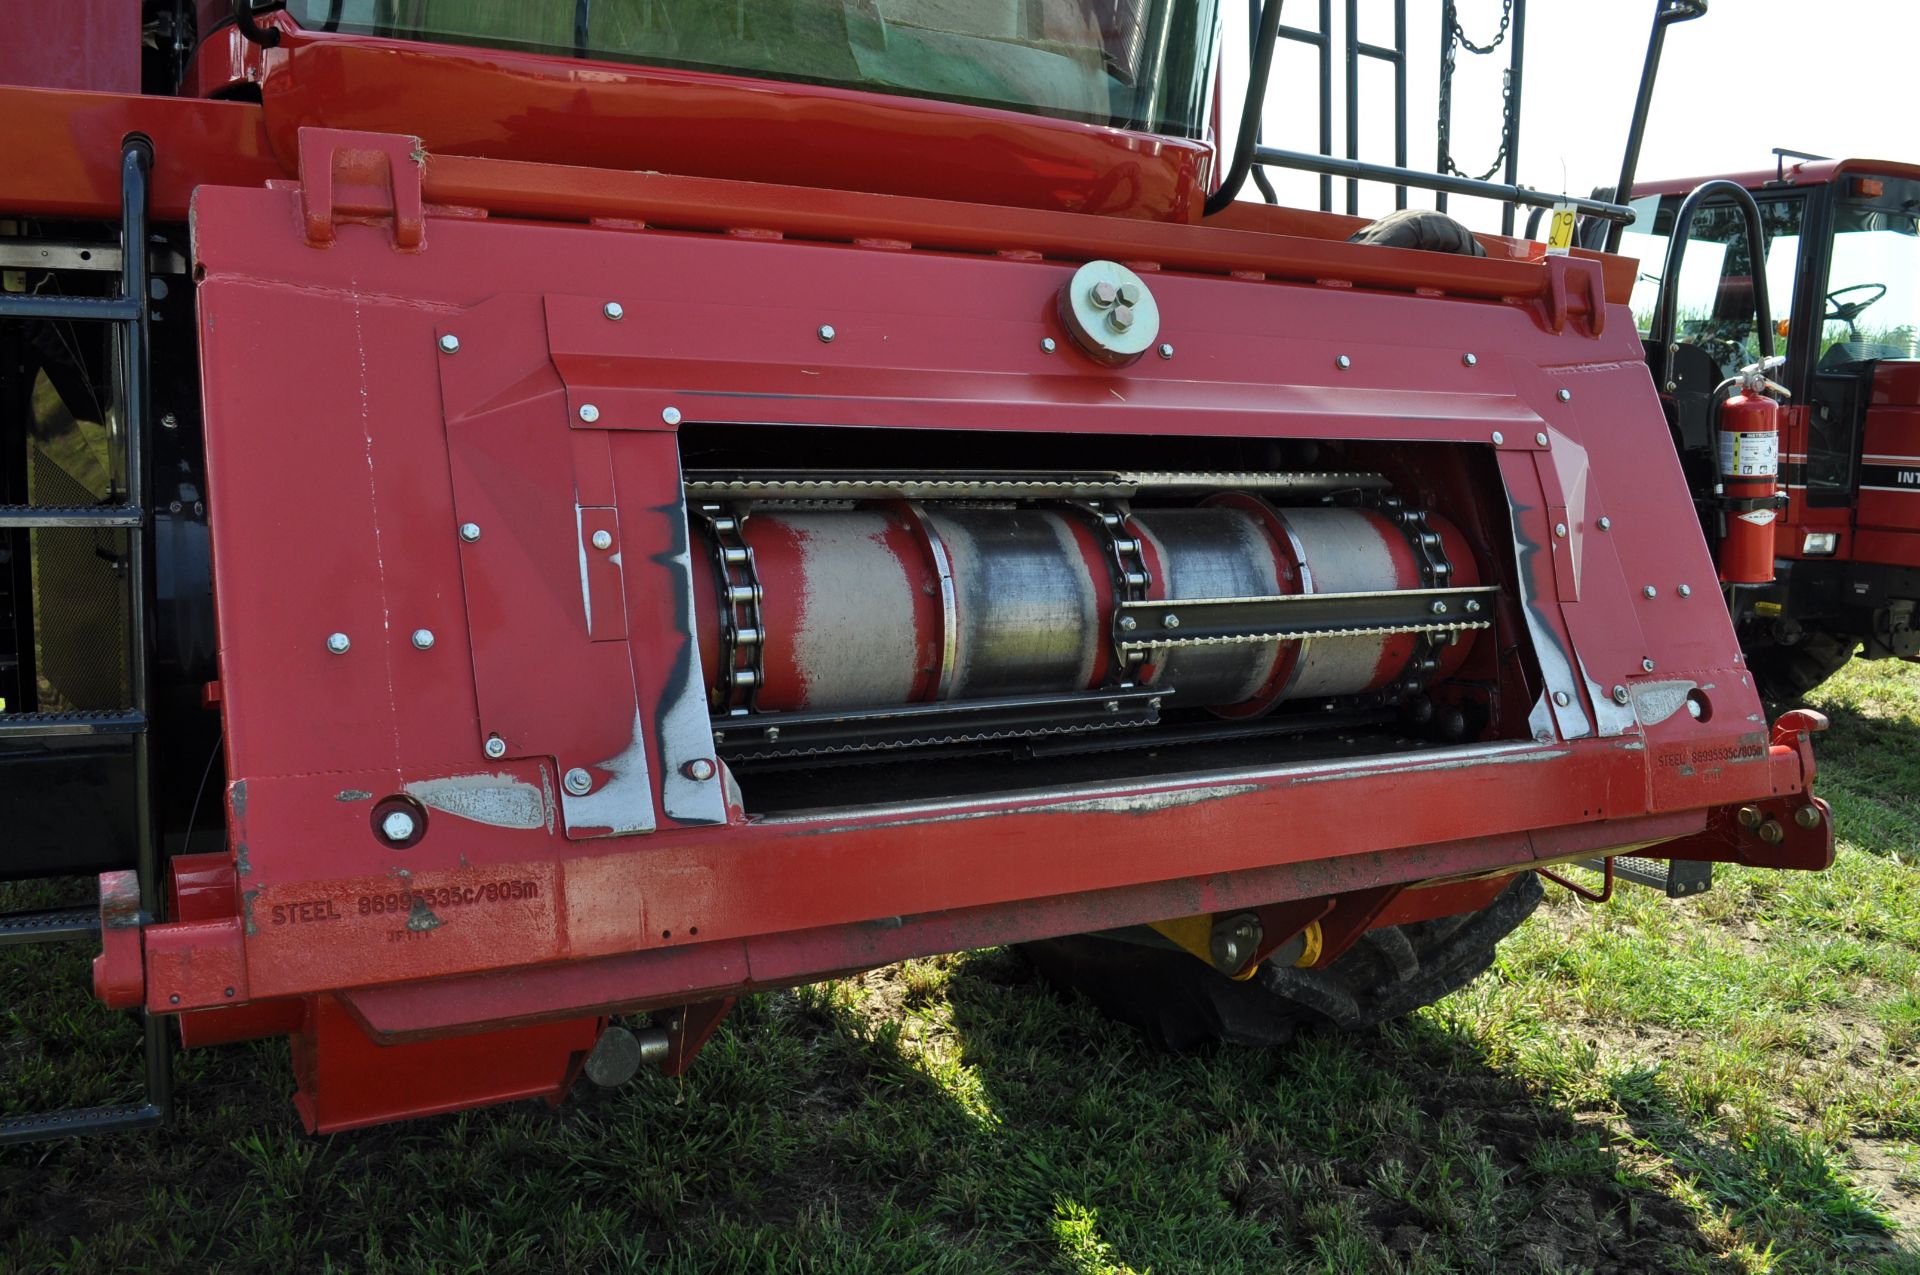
(603, 301), (625, 321)
(1794, 804), (1823, 830)
(437, 333), (460, 354)
(326, 632), (351, 655)
(1158, 343), (1174, 359)
(564, 767), (593, 796)
(381, 809), (418, 843)
(459, 522), (482, 542)
(818, 324), (836, 343)
(411, 629), (435, 650)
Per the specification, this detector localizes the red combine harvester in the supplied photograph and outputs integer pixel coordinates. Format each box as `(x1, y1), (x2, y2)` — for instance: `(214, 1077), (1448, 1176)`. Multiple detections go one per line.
(0, 0), (1829, 1139)
(1595, 151), (1920, 699)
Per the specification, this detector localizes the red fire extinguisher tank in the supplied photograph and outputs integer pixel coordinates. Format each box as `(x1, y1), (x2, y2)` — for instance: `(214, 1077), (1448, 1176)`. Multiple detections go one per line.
(1718, 367), (1785, 585)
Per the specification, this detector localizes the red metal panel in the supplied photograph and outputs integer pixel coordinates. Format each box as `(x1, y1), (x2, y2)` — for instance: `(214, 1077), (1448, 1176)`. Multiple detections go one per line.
(0, 3), (139, 93)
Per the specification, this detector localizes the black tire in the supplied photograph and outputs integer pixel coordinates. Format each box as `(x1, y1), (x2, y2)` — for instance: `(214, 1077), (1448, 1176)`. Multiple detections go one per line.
(1020, 873), (1544, 1051)
(1743, 627), (1857, 704)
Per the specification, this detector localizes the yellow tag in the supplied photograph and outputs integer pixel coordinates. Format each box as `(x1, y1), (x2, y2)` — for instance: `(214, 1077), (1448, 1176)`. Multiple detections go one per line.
(1545, 203), (1577, 256)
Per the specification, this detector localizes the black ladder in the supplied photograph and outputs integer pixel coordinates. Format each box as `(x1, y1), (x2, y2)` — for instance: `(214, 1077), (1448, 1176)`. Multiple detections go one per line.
(0, 138), (172, 1142)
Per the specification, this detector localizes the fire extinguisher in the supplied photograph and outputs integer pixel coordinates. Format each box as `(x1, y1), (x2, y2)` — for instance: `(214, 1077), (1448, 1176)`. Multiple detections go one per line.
(1715, 356), (1790, 585)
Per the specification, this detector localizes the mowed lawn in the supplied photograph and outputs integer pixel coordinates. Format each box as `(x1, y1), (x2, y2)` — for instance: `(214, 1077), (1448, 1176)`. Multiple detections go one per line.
(3, 663), (1918, 1274)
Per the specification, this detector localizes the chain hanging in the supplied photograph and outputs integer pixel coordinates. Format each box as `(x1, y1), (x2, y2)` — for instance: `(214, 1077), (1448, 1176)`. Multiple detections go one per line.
(1437, 0), (1517, 185)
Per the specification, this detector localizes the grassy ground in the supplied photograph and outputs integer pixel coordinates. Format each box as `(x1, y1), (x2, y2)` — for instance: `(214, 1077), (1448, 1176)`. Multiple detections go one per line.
(2, 663), (1918, 1273)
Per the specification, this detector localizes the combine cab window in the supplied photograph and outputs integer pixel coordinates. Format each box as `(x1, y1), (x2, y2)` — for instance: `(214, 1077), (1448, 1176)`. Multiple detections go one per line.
(1627, 194), (1807, 386)
(287, 0), (1220, 137)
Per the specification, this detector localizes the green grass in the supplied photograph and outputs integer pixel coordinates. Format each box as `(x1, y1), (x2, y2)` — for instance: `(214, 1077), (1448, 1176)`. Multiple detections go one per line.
(4, 663), (1919, 1273)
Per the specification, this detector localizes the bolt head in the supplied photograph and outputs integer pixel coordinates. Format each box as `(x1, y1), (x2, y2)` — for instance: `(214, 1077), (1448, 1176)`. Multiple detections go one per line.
(1757, 819), (1786, 846)
(1158, 343), (1174, 360)
(326, 632), (351, 655)
(484, 734), (507, 759)
(1643, 585), (1658, 599)
(1553, 691), (1571, 707)
(1554, 523), (1568, 538)
(661, 406), (682, 426)
(1116, 281), (1143, 307)
(591, 529), (613, 550)
(1557, 388), (1573, 402)
(1642, 657), (1656, 672)
(1107, 304), (1135, 333)
(459, 522), (482, 543)
(818, 324), (836, 343)
(1492, 431), (1505, 445)
(1736, 805), (1763, 829)
(1794, 804), (1822, 830)
(1163, 613), (1181, 629)
(1536, 432), (1550, 447)
(1678, 584), (1692, 597)
(603, 301), (625, 321)
(1612, 685), (1630, 705)
(578, 403), (600, 423)
(1089, 280), (1119, 309)
(1104, 700), (1121, 713)
(1598, 516), (1612, 531)
(437, 333), (460, 354)
(1335, 354), (1352, 370)
(1465, 599), (1482, 614)
(1432, 600), (1449, 615)
(1118, 614), (1138, 631)
(411, 628), (435, 651)
(1463, 352), (1478, 366)
(564, 767), (593, 796)
(1041, 337), (1057, 353)
(683, 758), (717, 782)
(381, 810), (418, 843)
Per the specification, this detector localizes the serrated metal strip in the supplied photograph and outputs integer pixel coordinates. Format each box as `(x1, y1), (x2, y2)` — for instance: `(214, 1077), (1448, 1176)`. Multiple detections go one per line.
(1117, 619), (1492, 651)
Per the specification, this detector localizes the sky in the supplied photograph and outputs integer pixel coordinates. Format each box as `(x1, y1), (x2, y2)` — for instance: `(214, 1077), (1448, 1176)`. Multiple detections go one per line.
(1220, 0), (1920, 233)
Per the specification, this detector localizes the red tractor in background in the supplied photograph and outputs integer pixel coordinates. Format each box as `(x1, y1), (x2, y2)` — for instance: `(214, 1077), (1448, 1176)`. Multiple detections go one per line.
(1565, 151), (1920, 700)
(0, 0), (1830, 1140)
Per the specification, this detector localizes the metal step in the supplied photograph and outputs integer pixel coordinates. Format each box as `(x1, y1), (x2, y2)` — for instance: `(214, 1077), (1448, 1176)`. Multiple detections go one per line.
(0, 907), (101, 947)
(0, 1100), (165, 1145)
(0, 504), (142, 529)
(0, 710), (146, 739)
(1574, 855), (1712, 898)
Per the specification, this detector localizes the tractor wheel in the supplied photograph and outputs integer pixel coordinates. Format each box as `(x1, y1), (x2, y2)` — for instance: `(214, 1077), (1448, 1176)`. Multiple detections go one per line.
(1019, 872), (1543, 1051)
(1743, 627), (1857, 704)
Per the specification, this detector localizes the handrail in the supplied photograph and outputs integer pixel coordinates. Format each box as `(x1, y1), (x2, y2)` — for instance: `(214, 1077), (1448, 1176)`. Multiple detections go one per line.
(1250, 146), (1633, 222)
(1647, 179), (1776, 391)
(1606, 0), (1709, 252)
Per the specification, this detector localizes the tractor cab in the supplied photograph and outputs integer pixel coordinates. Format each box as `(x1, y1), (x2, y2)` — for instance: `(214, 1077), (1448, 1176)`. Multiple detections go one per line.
(1623, 155), (1920, 696)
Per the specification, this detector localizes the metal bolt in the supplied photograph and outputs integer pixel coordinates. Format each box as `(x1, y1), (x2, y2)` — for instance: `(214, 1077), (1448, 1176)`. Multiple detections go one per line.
(765, 726), (780, 743)
(1163, 613), (1181, 629)
(1158, 343), (1174, 360)
(1105, 700), (1120, 713)
(1118, 615), (1138, 631)
(682, 758), (717, 782)
(1612, 685), (1630, 705)
(484, 734), (506, 759)
(1554, 523), (1568, 538)
(160, 412), (178, 430)
(1642, 657), (1656, 672)
(1597, 517), (1612, 531)
(1536, 432), (1550, 447)
(170, 994), (181, 1005)
(1553, 691), (1571, 707)
(1116, 281), (1142, 307)
(1491, 431), (1505, 445)
(1643, 585), (1657, 599)
(591, 529), (613, 550)
(662, 406), (682, 426)
(1107, 305), (1135, 333)
(578, 403), (600, 423)
(1678, 584), (1692, 598)
(564, 768), (593, 796)
(1794, 804), (1823, 830)
(381, 809), (418, 843)
(1431, 600), (1449, 615)
(818, 324), (836, 343)
(1041, 337), (1057, 353)
(411, 629), (435, 650)
(603, 301), (625, 321)
(459, 522), (481, 543)
(1216, 938), (1241, 968)
(1462, 352), (1478, 366)
(1465, 599), (1481, 614)
(1335, 354), (1351, 370)
(438, 333), (460, 354)
(1736, 805), (1763, 829)
(326, 632), (351, 655)
(1089, 280), (1119, 309)
(1758, 819), (1786, 846)
(1557, 388), (1572, 402)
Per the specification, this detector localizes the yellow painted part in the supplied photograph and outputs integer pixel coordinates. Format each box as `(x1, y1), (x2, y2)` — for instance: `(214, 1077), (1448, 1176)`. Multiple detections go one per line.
(1753, 600), (1784, 616)
(1147, 914), (1215, 966)
(1294, 920), (1323, 968)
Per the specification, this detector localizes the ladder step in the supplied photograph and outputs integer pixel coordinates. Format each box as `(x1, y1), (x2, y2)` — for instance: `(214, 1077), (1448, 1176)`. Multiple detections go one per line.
(0, 709), (147, 739)
(0, 1102), (164, 1145)
(0, 907), (101, 947)
(0, 504), (142, 529)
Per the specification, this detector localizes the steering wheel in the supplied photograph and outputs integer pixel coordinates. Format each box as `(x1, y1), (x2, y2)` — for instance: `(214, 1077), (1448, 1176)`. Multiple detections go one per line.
(1825, 282), (1888, 339)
